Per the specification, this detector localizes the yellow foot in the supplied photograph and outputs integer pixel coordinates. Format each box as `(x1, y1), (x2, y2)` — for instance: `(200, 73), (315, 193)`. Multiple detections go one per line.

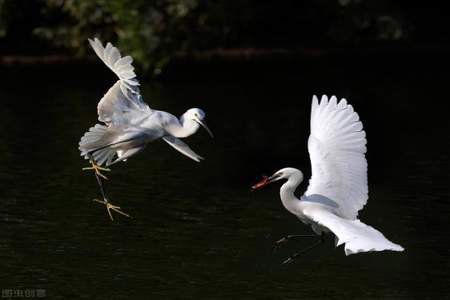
(93, 199), (131, 221)
(82, 160), (111, 180)
(276, 237), (289, 245)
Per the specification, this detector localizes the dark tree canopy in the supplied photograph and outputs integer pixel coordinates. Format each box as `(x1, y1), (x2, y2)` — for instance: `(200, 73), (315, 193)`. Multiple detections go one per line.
(0, 0), (447, 72)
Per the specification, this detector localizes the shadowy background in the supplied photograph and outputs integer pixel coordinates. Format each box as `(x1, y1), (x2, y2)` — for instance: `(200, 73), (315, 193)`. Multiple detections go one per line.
(1, 0), (449, 73)
(0, 1), (449, 299)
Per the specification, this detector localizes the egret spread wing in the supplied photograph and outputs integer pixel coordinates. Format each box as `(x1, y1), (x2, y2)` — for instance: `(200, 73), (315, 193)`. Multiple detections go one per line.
(97, 81), (151, 127)
(304, 95), (368, 220)
(89, 38), (152, 127)
(303, 207), (404, 255)
(162, 136), (204, 162)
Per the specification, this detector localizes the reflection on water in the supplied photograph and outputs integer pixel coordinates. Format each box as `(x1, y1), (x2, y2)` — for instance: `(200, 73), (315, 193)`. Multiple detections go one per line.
(0, 63), (448, 298)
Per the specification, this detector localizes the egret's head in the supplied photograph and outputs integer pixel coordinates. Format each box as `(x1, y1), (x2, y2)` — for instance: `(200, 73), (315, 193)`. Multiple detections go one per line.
(252, 167), (303, 191)
(185, 108), (213, 138)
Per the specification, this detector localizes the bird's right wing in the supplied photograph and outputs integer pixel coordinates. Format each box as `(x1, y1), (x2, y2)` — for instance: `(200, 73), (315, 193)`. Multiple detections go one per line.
(304, 95), (368, 220)
(303, 207), (404, 255)
(89, 38), (152, 127)
(162, 136), (204, 162)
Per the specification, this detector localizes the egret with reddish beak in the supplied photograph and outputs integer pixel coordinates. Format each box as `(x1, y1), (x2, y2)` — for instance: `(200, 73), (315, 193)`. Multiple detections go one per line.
(252, 95), (404, 264)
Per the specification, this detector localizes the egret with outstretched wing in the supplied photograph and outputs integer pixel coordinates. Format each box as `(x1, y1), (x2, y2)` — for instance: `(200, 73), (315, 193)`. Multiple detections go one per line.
(252, 95), (404, 263)
(79, 38), (213, 220)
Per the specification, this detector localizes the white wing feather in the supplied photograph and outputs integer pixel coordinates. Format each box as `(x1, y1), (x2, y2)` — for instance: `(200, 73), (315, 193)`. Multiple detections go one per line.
(162, 136), (204, 162)
(303, 207), (404, 255)
(89, 38), (152, 127)
(304, 95), (368, 220)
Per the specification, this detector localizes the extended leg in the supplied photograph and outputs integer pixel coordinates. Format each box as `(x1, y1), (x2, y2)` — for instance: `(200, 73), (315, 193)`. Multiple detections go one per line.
(82, 156), (111, 180)
(90, 160), (131, 221)
(276, 234), (317, 245)
(282, 234), (325, 265)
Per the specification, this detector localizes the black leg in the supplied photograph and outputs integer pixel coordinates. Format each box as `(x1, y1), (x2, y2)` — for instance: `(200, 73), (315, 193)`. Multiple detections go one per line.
(87, 155), (130, 221)
(93, 162), (109, 203)
(276, 234), (317, 245)
(87, 154), (109, 201)
(273, 234), (319, 255)
(282, 234), (325, 265)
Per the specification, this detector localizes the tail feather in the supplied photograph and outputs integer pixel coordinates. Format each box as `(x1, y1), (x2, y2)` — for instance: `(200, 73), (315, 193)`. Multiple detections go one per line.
(304, 208), (404, 255)
(92, 148), (116, 166)
(79, 124), (119, 166)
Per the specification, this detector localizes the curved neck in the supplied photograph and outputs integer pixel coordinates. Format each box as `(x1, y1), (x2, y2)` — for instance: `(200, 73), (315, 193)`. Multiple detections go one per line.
(172, 117), (200, 138)
(280, 172), (303, 214)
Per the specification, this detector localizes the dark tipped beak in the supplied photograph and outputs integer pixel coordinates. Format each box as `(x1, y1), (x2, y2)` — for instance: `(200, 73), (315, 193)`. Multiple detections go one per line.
(195, 118), (214, 138)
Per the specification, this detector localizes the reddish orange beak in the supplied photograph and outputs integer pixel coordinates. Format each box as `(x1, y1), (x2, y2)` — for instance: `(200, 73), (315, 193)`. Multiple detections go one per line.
(251, 175), (271, 191)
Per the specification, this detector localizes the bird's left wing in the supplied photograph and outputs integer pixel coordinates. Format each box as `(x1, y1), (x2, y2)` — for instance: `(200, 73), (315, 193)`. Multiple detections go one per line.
(162, 136), (204, 162)
(303, 207), (404, 255)
(97, 81), (152, 127)
(89, 38), (152, 127)
(304, 95), (368, 220)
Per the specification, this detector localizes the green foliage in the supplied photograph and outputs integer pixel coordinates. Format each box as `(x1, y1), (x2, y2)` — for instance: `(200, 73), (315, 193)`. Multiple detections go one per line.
(1, 0), (414, 73)
(34, 0), (203, 73)
(33, 1), (115, 52)
(0, 0), (6, 37)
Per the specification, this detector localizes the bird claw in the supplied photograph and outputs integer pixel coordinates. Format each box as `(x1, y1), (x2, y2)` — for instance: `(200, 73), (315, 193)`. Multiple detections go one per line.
(93, 199), (131, 221)
(82, 161), (111, 180)
(282, 257), (294, 265)
(276, 237), (289, 245)
(272, 237), (291, 255)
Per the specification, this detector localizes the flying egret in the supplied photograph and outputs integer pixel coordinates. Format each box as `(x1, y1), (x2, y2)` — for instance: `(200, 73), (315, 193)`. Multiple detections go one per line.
(252, 95), (404, 263)
(79, 38), (213, 220)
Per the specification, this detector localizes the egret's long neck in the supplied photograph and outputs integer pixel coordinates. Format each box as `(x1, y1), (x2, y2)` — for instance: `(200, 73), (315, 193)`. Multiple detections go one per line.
(172, 116), (200, 138)
(280, 172), (303, 214)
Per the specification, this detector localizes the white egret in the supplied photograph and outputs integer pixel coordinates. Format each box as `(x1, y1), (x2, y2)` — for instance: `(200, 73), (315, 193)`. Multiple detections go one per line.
(252, 95), (404, 263)
(79, 38), (213, 220)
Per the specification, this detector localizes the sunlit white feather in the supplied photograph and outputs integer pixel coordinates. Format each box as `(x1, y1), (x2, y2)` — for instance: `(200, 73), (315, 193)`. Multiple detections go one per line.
(305, 95), (368, 220)
(79, 39), (209, 166)
(270, 95), (404, 255)
(88, 38), (152, 127)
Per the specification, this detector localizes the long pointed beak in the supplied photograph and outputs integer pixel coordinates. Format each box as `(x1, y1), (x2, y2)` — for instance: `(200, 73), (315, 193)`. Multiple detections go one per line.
(251, 174), (280, 191)
(194, 118), (214, 138)
(252, 175), (271, 191)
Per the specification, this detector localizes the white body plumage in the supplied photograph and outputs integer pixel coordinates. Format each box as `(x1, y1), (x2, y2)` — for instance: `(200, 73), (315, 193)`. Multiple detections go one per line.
(78, 38), (213, 166)
(254, 95), (404, 255)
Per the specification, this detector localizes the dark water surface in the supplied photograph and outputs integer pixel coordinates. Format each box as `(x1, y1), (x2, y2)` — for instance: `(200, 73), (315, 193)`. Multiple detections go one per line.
(0, 60), (449, 299)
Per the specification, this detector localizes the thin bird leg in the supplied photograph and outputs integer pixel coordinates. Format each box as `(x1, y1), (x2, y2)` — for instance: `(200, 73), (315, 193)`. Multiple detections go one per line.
(82, 156), (111, 180)
(92, 166), (108, 200)
(276, 234), (317, 245)
(282, 234), (325, 265)
(90, 159), (131, 221)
